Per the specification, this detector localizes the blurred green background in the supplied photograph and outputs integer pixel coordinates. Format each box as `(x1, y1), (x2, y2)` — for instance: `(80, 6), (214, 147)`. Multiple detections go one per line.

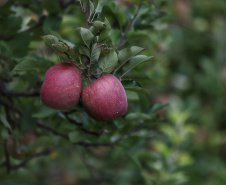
(1, 0), (226, 184)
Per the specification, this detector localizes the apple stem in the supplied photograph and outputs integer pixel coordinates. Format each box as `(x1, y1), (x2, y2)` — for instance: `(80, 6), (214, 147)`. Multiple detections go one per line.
(91, 73), (98, 79)
(87, 76), (92, 82)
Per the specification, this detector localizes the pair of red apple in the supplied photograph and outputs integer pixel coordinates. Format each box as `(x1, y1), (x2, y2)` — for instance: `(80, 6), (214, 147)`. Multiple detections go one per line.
(40, 62), (127, 121)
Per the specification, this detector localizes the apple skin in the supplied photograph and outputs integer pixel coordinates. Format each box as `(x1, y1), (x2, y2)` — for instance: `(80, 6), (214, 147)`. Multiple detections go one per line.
(41, 62), (82, 110)
(82, 74), (127, 121)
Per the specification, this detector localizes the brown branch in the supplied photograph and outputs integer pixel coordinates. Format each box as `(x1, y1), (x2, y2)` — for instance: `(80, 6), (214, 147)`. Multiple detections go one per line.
(0, 99), (22, 116)
(91, 72), (98, 79)
(24, 21), (43, 33)
(0, 161), (6, 168)
(86, 0), (91, 29)
(79, 154), (102, 182)
(36, 122), (69, 140)
(0, 89), (40, 97)
(74, 141), (115, 147)
(0, 124), (141, 172)
(3, 141), (11, 174)
(63, 112), (102, 136)
(0, 1), (78, 41)
(0, 21), (43, 41)
(10, 147), (55, 170)
(117, 3), (143, 49)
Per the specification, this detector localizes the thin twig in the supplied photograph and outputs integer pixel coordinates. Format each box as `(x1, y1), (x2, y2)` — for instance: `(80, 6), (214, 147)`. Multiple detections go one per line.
(86, 0), (91, 29)
(36, 122), (69, 140)
(0, 89), (40, 97)
(117, 3), (142, 49)
(74, 141), (115, 147)
(0, 99), (22, 116)
(0, 21), (43, 41)
(79, 154), (102, 182)
(63, 112), (102, 136)
(24, 21), (43, 33)
(0, 1), (78, 41)
(62, 112), (82, 126)
(10, 147), (55, 170)
(91, 72), (98, 79)
(3, 141), (11, 174)
(0, 161), (6, 168)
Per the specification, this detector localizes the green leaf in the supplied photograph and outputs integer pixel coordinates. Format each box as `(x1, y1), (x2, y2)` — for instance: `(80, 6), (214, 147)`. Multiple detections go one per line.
(79, 45), (90, 58)
(99, 18), (111, 42)
(32, 106), (59, 118)
(74, 28), (84, 45)
(43, 15), (62, 34)
(52, 42), (70, 52)
(79, 0), (87, 11)
(122, 80), (149, 95)
(48, 29), (63, 41)
(127, 153), (142, 170)
(12, 59), (53, 74)
(50, 41), (78, 61)
(28, 136), (55, 150)
(1, 129), (10, 140)
(107, 2), (127, 26)
(114, 46), (144, 74)
(80, 28), (94, 48)
(151, 102), (169, 113)
(92, 0), (106, 19)
(69, 131), (81, 143)
(0, 111), (11, 130)
(42, 35), (59, 48)
(42, 0), (61, 14)
(126, 112), (155, 121)
(22, 107), (36, 131)
(90, 43), (101, 63)
(126, 86), (149, 95)
(122, 55), (153, 77)
(90, 1), (95, 17)
(104, 17), (111, 28)
(67, 49), (79, 62)
(90, 21), (105, 35)
(99, 49), (118, 73)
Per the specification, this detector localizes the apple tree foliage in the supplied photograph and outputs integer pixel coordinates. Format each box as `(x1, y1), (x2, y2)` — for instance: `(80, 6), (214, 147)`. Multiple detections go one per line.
(1, 0), (226, 185)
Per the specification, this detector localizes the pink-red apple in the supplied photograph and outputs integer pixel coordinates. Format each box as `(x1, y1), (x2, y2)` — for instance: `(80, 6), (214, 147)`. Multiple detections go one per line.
(41, 62), (82, 110)
(82, 74), (127, 121)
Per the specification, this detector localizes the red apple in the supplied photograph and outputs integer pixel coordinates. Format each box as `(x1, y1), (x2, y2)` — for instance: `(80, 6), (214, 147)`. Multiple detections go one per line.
(82, 74), (127, 121)
(41, 62), (82, 110)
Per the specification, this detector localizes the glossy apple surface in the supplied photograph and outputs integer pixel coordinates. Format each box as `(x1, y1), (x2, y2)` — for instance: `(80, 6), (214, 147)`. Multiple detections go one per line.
(41, 62), (81, 110)
(82, 74), (127, 121)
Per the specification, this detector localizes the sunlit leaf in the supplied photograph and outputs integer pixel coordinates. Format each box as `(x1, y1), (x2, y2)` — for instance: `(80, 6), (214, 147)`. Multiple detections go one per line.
(90, 43), (101, 63)
(122, 80), (149, 95)
(99, 49), (118, 73)
(80, 28), (94, 48)
(114, 46), (144, 74)
(122, 55), (153, 77)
